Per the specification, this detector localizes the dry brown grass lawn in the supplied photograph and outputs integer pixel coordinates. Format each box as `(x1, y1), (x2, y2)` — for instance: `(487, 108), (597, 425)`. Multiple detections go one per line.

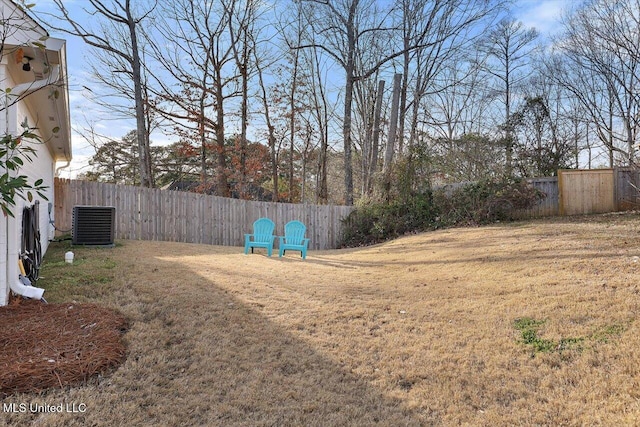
(3, 214), (640, 426)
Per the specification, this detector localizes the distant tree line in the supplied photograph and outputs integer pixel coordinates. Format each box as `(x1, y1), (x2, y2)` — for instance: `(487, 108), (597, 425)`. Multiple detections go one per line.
(37, 0), (640, 205)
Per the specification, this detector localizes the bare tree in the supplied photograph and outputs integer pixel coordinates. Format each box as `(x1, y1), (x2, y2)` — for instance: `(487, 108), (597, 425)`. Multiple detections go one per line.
(41, 0), (156, 187)
(478, 17), (538, 176)
(298, 0), (401, 205)
(252, 33), (280, 202)
(381, 72), (402, 199)
(399, 0), (498, 151)
(148, 0), (241, 197)
(425, 54), (491, 140)
(304, 42), (332, 203)
(285, 26), (334, 203)
(225, 0), (261, 198)
(552, 0), (640, 166)
(359, 78), (384, 196)
(545, 53), (619, 167)
(298, 0), (501, 204)
(278, 2), (305, 202)
(511, 67), (590, 176)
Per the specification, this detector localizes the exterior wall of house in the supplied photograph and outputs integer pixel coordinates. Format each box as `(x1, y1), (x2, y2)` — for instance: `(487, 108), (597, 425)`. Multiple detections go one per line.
(0, 59), (56, 306)
(16, 93), (57, 247)
(1, 1), (69, 306)
(0, 58), (13, 306)
(1, 58), (10, 306)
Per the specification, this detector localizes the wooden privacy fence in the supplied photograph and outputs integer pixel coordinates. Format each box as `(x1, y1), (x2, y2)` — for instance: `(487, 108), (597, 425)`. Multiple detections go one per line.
(513, 176), (560, 219)
(54, 179), (354, 250)
(517, 168), (640, 218)
(558, 168), (640, 215)
(444, 169), (640, 220)
(558, 169), (615, 216)
(614, 168), (640, 211)
(54, 170), (640, 250)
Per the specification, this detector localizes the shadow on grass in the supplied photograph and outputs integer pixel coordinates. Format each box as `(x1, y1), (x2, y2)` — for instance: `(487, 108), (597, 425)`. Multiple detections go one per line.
(129, 257), (427, 425)
(27, 242), (428, 426)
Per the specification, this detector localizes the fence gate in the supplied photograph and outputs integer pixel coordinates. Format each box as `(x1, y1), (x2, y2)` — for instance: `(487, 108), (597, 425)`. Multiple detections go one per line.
(558, 169), (615, 216)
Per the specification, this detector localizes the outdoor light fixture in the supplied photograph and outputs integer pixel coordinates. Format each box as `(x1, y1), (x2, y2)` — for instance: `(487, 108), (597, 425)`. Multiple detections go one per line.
(22, 56), (33, 72)
(15, 48), (32, 72)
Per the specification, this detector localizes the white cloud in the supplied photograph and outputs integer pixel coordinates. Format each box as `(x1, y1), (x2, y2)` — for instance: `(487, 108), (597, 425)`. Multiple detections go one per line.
(514, 0), (573, 36)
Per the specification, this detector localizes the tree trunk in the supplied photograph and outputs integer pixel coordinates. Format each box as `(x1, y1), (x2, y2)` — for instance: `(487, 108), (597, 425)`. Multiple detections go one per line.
(398, 29), (410, 153)
(366, 79), (384, 195)
(214, 70), (231, 197)
(253, 47), (278, 202)
(199, 116), (207, 186)
(239, 60), (248, 197)
(316, 74), (329, 204)
(289, 47), (300, 202)
(382, 73), (402, 200)
(126, 0), (153, 188)
(342, 0), (358, 205)
(344, 69), (355, 205)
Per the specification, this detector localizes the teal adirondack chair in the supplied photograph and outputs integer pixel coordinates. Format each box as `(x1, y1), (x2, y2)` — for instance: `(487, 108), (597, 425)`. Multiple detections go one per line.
(244, 218), (276, 256)
(278, 220), (310, 259)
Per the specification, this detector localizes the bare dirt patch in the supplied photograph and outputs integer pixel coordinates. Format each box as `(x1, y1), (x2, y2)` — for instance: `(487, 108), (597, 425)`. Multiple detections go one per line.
(4, 213), (640, 426)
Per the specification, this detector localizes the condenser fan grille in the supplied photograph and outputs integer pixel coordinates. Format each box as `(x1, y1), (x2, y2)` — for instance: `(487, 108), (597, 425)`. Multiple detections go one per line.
(72, 206), (115, 246)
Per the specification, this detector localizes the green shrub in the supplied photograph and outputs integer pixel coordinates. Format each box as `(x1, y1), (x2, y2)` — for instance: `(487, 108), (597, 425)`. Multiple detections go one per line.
(339, 193), (435, 247)
(433, 177), (544, 227)
(340, 177), (544, 248)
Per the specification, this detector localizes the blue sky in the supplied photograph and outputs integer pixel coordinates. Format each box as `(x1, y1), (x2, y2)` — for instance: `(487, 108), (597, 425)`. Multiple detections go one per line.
(516, 0), (572, 35)
(35, 0), (575, 178)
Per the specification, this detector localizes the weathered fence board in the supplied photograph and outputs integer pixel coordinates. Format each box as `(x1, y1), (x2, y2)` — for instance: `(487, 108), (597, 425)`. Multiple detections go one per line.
(615, 168), (640, 211)
(513, 177), (559, 219)
(54, 179), (354, 250)
(440, 170), (638, 219)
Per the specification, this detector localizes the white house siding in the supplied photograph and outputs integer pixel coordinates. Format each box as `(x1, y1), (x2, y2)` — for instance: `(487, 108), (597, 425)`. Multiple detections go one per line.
(16, 92), (57, 246)
(0, 62), (56, 305)
(0, 0), (70, 306)
(0, 58), (14, 306)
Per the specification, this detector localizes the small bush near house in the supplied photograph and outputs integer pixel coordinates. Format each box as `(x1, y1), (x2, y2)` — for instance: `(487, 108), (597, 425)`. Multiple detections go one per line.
(0, 120), (49, 217)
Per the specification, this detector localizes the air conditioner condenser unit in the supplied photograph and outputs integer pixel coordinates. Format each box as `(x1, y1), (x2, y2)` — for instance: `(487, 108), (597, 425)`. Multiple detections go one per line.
(72, 206), (116, 246)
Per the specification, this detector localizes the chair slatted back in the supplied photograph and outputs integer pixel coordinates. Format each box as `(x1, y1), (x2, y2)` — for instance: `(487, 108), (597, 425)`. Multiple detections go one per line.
(284, 220), (306, 245)
(253, 218), (275, 243)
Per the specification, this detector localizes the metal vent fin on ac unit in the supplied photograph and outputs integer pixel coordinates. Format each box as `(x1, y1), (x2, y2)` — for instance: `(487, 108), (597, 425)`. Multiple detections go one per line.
(72, 206), (116, 246)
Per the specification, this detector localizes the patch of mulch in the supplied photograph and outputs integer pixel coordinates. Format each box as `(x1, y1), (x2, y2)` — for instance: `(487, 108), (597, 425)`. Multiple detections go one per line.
(0, 296), (129, 398)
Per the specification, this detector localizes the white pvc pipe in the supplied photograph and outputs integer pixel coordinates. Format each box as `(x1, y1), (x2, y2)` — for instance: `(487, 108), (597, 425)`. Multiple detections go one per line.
(10, 278), (44, 300)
